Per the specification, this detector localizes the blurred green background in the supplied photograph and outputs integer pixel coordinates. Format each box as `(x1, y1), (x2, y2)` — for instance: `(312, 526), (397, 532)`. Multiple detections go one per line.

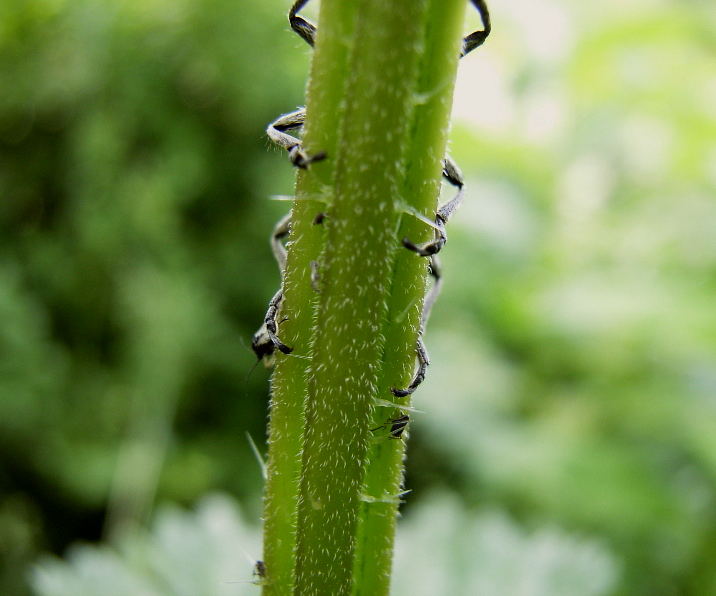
(2, 0), (715, 594)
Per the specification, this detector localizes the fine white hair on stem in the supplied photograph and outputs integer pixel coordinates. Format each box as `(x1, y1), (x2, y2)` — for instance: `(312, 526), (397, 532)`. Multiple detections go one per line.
(245, 431), (267, 480)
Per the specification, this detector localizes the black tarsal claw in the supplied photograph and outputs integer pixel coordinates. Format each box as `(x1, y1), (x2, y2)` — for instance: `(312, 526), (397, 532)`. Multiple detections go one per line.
(277, 342), (293, 355)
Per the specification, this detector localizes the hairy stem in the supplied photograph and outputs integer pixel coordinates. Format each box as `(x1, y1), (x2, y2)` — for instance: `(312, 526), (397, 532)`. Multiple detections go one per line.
(261, 2), (358, 593)
(351, 2), (467, 593)
(262, 1), (466, 594)
(293, 1), (427, 593)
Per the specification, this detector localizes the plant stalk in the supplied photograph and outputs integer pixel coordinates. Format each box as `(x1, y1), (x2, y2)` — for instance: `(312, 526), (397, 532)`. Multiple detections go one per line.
(261, 1), (467, 594)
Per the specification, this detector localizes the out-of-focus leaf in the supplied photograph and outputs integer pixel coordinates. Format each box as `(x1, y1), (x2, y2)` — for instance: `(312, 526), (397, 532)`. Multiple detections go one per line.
(392, 494), (619, 596)
(31, 495), (261, 596)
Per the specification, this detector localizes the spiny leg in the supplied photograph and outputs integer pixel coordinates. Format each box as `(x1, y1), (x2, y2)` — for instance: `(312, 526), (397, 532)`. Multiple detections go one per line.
(392, 256), (442, 397)
(462, 0), (492, 57)
(397, 165), (464, 387)
(395, 150), (467, 391)
(252, 289), (292, 359)
(392, 338), (429, 398)
(252, 214), (293, 359)
(257, 111), (331, 357)
(267, 108), (325, 169)
(370, 414), (410, 439)
(264, 288), (293, 355)
(289, 0), (316, 47)
(402, 156), (464, 257)
(269, 1), (321, 167)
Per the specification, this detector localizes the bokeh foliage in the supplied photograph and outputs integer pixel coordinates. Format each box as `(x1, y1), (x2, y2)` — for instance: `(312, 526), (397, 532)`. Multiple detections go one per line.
(1, 0), (714, 595)
(1, 0), (305, 593)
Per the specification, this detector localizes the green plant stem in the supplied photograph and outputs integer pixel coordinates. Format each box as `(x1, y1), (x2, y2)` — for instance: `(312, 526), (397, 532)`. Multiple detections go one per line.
(351, 1), (467, 593)
(262, 1), (466, 595)
(293, 0), (427, 592)
(260, 2), (358, 594)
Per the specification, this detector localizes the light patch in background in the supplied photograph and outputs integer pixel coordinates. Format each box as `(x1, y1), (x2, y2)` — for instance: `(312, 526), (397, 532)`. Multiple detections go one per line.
(619, 115), (675, 184)
(523, 87), (569, 144)
(616, 46), (659, 93)
(506, 0), (575, 63)
(557, 155), (614, 222)
(654, 193), (716, 268)
(452, 0), (573, 137)
(393, 495), (619, 596)
(32, 495), (262, 596)
(458, 179), (538, 257)
(420, 331), (518, 413)
(537, 275), (663, 335)
(453, 56), (515, 134)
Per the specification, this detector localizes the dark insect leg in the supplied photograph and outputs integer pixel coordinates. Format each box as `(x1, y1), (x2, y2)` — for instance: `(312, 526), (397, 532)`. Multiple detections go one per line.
(392, 337), (430, 398)
(265, 289), (293, 355)
(289, 0), (316, 47)
(266, 108), (326, 169)
(252, 213), (292, 359)
(388, 414), (410, 439)
(402, 156), (464, 257)
(269, 2), (322, 168)
(252, 289), (292, 358)
(391, 257), (441, 396)
(462, 0), (492, 57)
(370, 415), (410, 439)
